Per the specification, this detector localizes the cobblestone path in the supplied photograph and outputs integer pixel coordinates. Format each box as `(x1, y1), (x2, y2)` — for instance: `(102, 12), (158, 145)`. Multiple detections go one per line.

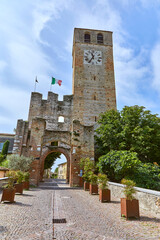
(0, 179), (160, 240)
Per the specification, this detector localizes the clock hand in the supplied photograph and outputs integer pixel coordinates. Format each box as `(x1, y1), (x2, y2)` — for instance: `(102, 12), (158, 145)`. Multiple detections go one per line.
(88, 53), (95, 63)
(88, 56), (94, 63)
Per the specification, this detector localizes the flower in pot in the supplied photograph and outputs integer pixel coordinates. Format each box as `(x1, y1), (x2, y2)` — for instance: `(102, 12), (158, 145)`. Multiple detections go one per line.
(1, 171), (16, 203)
(15, 171), (24, 194)
(88, 172), (98, 195)
(121, 179), (140, 219)
(23, 172), (30, 190)
(98, 173), (110, 202)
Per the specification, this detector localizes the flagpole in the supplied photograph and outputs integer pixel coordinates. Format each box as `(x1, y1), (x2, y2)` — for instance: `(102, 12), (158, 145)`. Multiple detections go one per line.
(34, 76), (38, 92)
(34, 81), (36, 92)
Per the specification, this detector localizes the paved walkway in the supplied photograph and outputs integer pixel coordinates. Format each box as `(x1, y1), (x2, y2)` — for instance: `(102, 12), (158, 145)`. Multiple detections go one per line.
(0, 179), (160, 240)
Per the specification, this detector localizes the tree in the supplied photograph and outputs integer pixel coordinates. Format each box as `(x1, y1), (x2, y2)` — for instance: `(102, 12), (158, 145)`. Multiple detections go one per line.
(44, 152), (61, 169)
(97, 150), (141, 182)
(1, 140), (10, 157)
(8, 155), (33, 172)
(96, 106), (160, 164)
(97, 150), (160, 190)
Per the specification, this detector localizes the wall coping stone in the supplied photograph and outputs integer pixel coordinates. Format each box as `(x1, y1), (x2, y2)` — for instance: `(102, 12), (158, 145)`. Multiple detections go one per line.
(108, 181), (160, 197)
(0, 177), (8, 181)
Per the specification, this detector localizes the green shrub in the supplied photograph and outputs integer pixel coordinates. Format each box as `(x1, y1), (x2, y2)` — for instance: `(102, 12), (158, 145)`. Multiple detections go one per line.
(97, 150), (160, 191)
(0, 159), (9, 168)
(97, 150), (141, 182)
(23, 172), (30, 182)
(80, 158), (95, 183)
(129, 163), (160, 191)
(1, 140), (10, 157)
(16, 171), (24, 184)
(98, 173), (109, 190)
(8, 155), (33, 172)
(4, 171), (16, 189)
(88, 172), (98, 185)
(0, 154), (5, 164)
(121, 179), (136, 200)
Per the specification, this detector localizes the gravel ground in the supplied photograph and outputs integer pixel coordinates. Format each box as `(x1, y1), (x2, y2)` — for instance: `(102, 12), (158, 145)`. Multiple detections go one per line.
(0, 179), (160, 240)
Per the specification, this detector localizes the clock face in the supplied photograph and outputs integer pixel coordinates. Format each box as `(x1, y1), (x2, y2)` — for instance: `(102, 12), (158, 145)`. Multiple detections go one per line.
(84, 50), (102, 65)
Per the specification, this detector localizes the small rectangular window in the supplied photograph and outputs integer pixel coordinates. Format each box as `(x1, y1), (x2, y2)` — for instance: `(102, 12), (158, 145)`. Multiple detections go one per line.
(51, 141), (58, 146)
(0, 142), (4, 151)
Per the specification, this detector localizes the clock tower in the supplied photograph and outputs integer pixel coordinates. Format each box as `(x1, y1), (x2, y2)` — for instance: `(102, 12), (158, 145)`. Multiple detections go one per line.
(72, 28), (116, 126)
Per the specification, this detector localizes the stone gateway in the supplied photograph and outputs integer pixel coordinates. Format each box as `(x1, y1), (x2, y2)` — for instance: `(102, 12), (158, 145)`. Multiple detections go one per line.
(13, 28), (116, 186)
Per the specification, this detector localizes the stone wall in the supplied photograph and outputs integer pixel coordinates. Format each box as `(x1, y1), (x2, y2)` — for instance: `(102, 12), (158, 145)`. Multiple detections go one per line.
(72, 28), (116, 127)
(108, 181), (160, 218)
(13, 28), (117, 186)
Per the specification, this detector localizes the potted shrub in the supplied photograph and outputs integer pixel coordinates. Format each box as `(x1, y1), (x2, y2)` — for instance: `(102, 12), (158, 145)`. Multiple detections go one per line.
(23, 172), (30, 190)
(15, 171), (24, 194)
(82, 171), (90, 191)
(80, 158), (94, 191)
(121, 179), (140, 219)
(1, 171), (16, 203)
(98, 173), (110, 202)
(89, 172), (98, 195)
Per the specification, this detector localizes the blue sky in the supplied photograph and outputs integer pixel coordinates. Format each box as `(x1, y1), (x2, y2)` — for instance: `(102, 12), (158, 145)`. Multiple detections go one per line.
(1, 0), (160, 168)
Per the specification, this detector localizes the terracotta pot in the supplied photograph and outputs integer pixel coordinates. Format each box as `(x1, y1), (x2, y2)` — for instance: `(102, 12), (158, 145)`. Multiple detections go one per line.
(23, 181), (29, 190)
(1, 188), (16, 203)
(84, 182), (90, 191)
(121, 198), (140, 219)
(79, 177), (84, 187)
(89, 184), (98, 195)
(15, 183), (23, 194)
(99, 189), (111, 202)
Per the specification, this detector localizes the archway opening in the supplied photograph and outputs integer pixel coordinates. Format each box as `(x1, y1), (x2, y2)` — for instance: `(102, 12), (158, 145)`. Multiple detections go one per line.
(43, 152), (67, 181)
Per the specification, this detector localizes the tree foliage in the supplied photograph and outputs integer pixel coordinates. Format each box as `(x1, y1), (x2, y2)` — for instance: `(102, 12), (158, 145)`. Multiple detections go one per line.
(8, 155), (34, 172)
(97, 150), (160, 190)
(0, 154), (5, 164)
(44, 152), (61, 169)
(96, 106), (160, 164)
(97, 150), (141, 182)
(1, 140), (10, 157)
(128, 162), (160, 190)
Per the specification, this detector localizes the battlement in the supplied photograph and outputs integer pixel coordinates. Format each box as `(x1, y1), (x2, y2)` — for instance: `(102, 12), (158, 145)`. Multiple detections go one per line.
(28, 91), (73, 130)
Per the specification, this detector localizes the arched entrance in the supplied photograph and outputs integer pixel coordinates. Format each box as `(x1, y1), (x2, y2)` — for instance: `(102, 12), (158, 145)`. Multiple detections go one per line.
(40, 147), (71, 184)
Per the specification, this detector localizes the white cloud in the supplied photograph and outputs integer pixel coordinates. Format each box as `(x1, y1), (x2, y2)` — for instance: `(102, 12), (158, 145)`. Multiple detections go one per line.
(0, 60), (7, 73)
(67, 0), (150, 108)
(0, 0), (160, 133)
(32, 0), (73, 44)
(0, 84), (30, 132)
(8, 41), (53, 87)
(151, 43), (160, 93)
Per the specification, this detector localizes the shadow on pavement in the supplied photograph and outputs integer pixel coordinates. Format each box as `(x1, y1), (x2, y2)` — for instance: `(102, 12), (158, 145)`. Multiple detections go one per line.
(139, 215), (160, 223)
(1, 201), (32, 207)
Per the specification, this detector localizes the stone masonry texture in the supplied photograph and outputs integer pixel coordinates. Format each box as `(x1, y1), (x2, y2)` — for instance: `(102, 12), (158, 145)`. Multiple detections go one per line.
(0, 179), (160, 240)
(13, 28), (117, 187)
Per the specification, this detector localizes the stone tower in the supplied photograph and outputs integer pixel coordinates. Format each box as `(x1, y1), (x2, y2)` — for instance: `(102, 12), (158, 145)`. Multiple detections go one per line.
(13, 28), (117, 186)
(72, 28), (116, 126)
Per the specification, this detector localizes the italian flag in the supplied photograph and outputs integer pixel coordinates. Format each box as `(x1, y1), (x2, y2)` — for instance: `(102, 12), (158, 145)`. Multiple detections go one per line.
(52, 77), (62, 86)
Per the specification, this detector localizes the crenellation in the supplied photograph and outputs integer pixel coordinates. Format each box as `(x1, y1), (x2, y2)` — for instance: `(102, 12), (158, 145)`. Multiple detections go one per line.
(14, 28), (117, 186)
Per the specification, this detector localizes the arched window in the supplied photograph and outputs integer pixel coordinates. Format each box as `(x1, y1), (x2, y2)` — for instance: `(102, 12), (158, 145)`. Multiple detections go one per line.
(84, 33), (90, 43)
(58, 116), (64, 123)
(97, 33), (103, 44)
